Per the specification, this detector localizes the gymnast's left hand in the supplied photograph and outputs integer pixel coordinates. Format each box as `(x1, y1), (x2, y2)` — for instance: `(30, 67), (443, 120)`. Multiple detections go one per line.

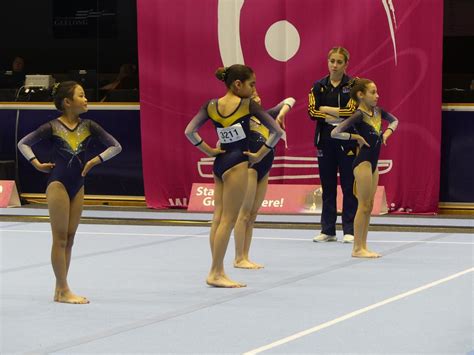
(81, 156), (101, 177)
(209, 147), (225, 157)
(243, 151), (262, 165)
(382, 131), (391, 145)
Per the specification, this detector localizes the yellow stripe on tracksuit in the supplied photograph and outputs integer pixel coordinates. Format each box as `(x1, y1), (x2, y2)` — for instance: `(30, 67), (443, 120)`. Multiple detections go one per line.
(308, 90), (326, 119)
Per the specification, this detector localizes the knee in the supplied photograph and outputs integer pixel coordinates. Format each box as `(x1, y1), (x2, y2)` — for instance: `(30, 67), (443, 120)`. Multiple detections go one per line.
(238, 211), (252, 226)
(358, 200), (373, 215)
(53, 234), (68, 249)
(66, 233), (75, 248)
(249, 211), (258, 224)
(220, 215), (239, 229)
(212, 214), (222, 226)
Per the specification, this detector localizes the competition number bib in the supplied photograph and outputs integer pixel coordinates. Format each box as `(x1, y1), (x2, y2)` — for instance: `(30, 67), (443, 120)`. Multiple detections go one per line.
(217, 123), (246, 144)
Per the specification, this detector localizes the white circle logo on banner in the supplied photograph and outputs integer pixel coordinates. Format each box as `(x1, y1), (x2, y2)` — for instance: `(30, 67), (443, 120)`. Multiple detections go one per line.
(264, 20), (300, 62)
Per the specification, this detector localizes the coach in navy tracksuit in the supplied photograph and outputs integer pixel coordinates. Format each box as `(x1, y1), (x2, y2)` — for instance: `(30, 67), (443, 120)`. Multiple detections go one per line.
(308, 47), (357, 243)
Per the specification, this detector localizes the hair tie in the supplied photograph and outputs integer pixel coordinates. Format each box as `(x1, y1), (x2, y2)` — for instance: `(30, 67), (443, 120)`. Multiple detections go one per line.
(222, 67), (228, 82)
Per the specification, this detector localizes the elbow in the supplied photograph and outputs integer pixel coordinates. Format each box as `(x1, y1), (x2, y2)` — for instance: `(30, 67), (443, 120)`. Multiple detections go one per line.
(116, 143), (122, 154)
(330, 130), (337, 138)
(184, 124), (193, 138)
(184, 131), (194, 142)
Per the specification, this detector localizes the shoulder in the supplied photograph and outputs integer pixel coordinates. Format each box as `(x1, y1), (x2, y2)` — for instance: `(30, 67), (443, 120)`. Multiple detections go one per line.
(84, 119), (103, 131)
(340, 75), (352, 93)
(312, 76), (329, 92)
(352, 109), (364, 118)
(203, 99), (215, 110)
(204, 99), (217, 113)
(41, 120), (55, 130)
(341, 74), (352, 84)
(378, 107), (395, 119)
(82, 118), (95, 127)
(375, 107), (384, 115)
(248, 98), (261, 112)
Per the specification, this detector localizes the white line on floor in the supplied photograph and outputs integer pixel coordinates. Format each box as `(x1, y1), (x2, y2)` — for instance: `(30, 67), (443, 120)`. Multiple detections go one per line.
(2, 229), (473, 245)
(243, 267), (474, 355)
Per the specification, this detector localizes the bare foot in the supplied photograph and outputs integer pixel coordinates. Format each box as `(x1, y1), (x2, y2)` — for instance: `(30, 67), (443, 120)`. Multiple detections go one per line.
(206, 275), (246, 288)
(249, 260), (264, 269)
(352, 249), (382, 258)
(365, 249), (382, 258)
(234, 259), (264, 269)
(54, 289), (90, 304)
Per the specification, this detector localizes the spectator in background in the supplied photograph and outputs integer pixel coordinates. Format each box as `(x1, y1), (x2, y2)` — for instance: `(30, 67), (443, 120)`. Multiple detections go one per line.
(3, 56), (26, 88)
(100, 63), (138, 101)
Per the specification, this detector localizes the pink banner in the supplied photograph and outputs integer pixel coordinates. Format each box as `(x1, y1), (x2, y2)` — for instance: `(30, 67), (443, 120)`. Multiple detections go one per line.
(188, 183), (388, 215)
(0, 180), (21, 208)
(188, 183), (318, 214)
(137, 0), (443, 213)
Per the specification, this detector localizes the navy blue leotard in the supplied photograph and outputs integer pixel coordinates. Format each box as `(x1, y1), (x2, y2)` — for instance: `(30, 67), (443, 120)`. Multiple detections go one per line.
(185, 98), (283, 179)
(331, 108), (398, 173)
(18, 119), (122, 199)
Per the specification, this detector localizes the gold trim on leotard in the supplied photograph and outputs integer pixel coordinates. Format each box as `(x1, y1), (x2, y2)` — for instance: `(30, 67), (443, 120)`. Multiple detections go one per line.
(207, 99), (251, 127)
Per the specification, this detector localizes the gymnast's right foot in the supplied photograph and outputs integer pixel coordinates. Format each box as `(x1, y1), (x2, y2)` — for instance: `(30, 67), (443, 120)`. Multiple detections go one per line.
(54, 288), (90, 304)
(234, 259), (263, 269)
(206, 274), (246, 288)
(352, 248), (382, 258)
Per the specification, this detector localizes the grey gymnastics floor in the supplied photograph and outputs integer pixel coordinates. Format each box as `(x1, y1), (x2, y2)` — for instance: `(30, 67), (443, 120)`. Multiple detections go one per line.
(2, 206), (474, 229)
(1, 220), (473, 354)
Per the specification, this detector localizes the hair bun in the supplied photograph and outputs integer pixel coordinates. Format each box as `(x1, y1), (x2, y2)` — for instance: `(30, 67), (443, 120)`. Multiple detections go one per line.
(348, 77), (360, 88)
(215, 67), (228, 82)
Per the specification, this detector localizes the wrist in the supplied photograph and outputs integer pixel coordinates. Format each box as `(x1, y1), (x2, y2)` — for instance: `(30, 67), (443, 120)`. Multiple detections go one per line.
(263, 142), (273, 150)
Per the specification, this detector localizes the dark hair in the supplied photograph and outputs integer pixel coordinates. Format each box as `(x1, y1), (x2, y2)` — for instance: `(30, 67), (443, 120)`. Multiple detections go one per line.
(215, 64), (254, 88)
(52, 81), (80, 111)
(349, 77), (374, 101)
(327, 47), (350, 63)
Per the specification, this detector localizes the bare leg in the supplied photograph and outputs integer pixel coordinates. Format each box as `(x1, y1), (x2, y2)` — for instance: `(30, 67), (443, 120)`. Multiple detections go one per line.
(65, 187), (84, 275)
(209, 176), (223, 258)
(235, 172), (269, 269)
(364, 168), (380, 255)
(207, 162), (248, 288)
(64, 186), (89, 302)
(352, 163), (380, 258)
(234, 169), (258, 269)
(47, 182), (89, 304)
